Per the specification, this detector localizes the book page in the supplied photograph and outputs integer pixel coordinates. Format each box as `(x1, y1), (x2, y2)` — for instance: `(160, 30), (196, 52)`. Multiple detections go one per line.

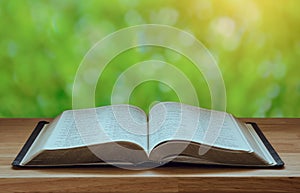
(242, 123), (276, 165)
(148, 102), (251, 152)
(20, 116), (61, 165)
(43, 105), (148, 151)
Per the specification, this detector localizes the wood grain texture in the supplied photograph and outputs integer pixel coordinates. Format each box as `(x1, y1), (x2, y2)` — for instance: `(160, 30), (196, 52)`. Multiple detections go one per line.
(0, 118), (299, 192)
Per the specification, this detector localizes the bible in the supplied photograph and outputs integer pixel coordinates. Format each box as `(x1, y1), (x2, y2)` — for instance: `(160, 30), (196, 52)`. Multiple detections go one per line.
(12, 102), (284, 168)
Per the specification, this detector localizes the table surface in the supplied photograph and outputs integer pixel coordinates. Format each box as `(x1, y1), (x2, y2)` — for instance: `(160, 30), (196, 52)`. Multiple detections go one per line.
(0, 118), (299, 192)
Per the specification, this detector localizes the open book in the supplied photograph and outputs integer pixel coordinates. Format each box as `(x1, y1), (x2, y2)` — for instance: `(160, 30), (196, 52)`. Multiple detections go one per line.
(13, 102), (284, 168)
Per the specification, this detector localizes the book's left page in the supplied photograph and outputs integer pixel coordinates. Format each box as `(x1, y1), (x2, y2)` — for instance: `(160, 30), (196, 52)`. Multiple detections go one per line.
(20, 105), (148, 166)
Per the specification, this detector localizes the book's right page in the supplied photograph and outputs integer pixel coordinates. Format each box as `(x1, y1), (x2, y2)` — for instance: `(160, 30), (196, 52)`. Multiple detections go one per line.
(148, 102), (278, 166)
(148, 102), (251, 152)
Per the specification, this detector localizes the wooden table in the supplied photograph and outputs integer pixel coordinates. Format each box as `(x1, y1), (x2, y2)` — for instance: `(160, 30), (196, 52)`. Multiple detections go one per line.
(0, 118), (299, 192)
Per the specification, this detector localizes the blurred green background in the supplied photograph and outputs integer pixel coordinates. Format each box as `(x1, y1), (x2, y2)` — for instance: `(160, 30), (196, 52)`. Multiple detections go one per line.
(0, 0), (299, 118)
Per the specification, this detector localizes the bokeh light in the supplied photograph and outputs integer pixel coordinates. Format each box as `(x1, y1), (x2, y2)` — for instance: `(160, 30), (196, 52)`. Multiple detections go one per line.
(0, 0), (299, 117)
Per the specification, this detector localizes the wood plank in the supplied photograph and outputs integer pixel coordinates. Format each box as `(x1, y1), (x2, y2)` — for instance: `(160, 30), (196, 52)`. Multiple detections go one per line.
(1, 177), (300, 193)
(0, 118), (299, 192)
